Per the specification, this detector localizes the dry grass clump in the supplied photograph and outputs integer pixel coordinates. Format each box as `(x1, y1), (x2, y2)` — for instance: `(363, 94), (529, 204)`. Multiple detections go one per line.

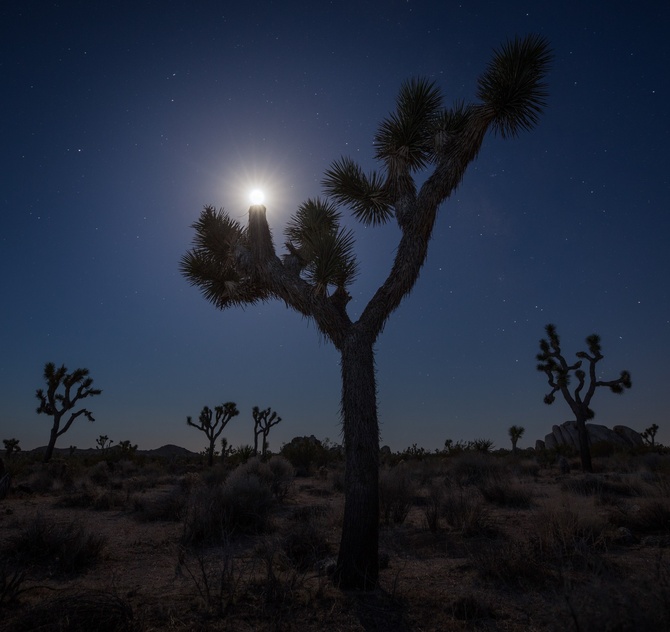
(5, 513), (106, 577)
(182, 460), (279, 545)
(281, 519), (331, 571)
(6, 590), (137, 632)
(471, 538), (548, 587)
(609, 498), (670, 538)
(478, 480), (533, 508)
(0, 560), (27, 610)
(442, 486), (497, 537)
(446, 452), (504, 487)
(132, 485), (188, 522)
(379, 466), (415, 526)
(560, 474), (642, 499)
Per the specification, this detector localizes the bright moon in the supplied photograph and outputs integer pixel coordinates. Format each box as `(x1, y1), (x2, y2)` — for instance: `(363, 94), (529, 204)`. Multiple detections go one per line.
(249, 189), (265, 205)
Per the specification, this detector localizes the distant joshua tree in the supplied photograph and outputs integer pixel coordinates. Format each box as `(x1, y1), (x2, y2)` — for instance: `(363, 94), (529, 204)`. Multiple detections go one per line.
(508, 425), (525, 454)
(181, 36), (552, 589)
(118, 440), (138, 457)
(642, 423), (659, 447)
(536, 324), (632, 473)
(3, 438), (21, 460)
(252, 406), (282, 459)
(36, 362), (102, 463)
(95, 434), (114, 454)
(187, 403), (239, 466)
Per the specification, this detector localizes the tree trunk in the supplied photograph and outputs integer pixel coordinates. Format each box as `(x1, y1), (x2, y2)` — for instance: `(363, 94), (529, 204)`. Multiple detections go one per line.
(575, 416), (593, 473)
(334, 330), (379, 591)
(43, 424), (59, 463)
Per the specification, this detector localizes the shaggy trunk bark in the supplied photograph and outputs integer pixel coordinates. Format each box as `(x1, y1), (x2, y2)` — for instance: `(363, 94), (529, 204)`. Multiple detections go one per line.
(334, 329), (379, 591)
(575, 416), (593, 473)
(43, 423), (59, 463)
(43, 430), (58, 463)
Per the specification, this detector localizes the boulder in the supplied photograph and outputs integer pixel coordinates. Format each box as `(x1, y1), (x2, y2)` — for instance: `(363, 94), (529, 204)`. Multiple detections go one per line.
(613, 425), (645, 447)
(538, 421), (644, 451)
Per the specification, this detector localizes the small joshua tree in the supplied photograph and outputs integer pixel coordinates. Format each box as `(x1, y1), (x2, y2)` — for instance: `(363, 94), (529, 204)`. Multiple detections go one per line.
(252, 406), (282, 460)
(187, 402), (239, 466)
(508, 425), (525, 454)
(642, 423), (659, 447)
(117, 440), (138, 457)
(3, 438), (21, 460)
(36, 362), (102, 463)
(95, 435), (114, 454)
(536, 324), (632, 473)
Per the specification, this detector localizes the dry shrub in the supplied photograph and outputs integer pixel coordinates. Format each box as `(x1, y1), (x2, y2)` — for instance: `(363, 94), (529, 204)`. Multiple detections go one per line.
(87, 461), (111, 486)
(478, 481), (533, 508)
(561, 474), (642, 499)
(473, 538), (548, 586)
(132, 486), (188, 522)
(610, 499), (670, 535)
(379, 466), (415, 526)
(450, 593), (495, 622)
(0, 560), (27, 610)
(282, 519), (331, 571)
(266, 455), (295, 501)
(6, 514), (106, 576)
(442, 487), (496, 537)
(182, 464), (274, 545)
(5, 590), (136, 632)
(533, 500), (611, 573)
(447, 452), (504, 487)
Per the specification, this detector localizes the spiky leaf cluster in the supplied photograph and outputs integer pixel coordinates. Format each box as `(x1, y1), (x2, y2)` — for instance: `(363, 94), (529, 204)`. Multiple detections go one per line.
(322, 159), (393, 226)
(477, 34), (552, 138)
(284, 198), (358, 295)
(375, 78), (443, 173)
(180, 206), (269, 308)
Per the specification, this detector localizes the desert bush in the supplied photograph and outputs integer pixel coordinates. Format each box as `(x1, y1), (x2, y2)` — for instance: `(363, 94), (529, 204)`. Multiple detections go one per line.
(0, 561), (27, 610)
(280, 436), (334, 475)
(182, 467), (274, 545)
(447, 452), (504, 487)
(132, 486), (188, 522)
(178, 543), (243, 617)
(266, 455), (295, 501)
(282, 520), (331, 571)
(515, 458), (541, 478)
(379, 466), (415, 526)
(442, 488), (496, 537)
(24, 465), (56, 494)
(423, 481), (444, 533)
(472, 538), (547, 587)
(5, 590), (136, 632)
(610, 499), (670, 535)
(56, 484), (124, 511)
(6, 514), (106, 576)
(87, 460), (111, 486)
(561, 474), (641, 499)
(450, 594), (495, 622)
(533, 501), (610, 572)
(478, 481), (533, 508)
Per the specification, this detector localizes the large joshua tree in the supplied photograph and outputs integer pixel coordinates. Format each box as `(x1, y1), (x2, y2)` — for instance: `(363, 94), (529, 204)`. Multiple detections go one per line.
(181, 35), (551, 590)
(536, 324), (632, 473)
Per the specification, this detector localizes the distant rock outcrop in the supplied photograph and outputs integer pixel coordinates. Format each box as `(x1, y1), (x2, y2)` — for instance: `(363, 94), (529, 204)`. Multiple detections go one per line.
(535, 421), (644, 451)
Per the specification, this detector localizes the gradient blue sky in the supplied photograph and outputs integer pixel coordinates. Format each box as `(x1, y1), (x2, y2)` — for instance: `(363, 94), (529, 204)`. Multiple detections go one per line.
(1, 1), (668, 453)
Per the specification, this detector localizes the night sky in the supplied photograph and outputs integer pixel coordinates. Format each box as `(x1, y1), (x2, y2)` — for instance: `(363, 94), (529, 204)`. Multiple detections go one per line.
(1, 1), (668, 454)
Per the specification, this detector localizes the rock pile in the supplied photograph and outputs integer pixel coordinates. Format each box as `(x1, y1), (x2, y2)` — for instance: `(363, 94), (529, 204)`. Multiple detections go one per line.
(535, 420), (644, 451)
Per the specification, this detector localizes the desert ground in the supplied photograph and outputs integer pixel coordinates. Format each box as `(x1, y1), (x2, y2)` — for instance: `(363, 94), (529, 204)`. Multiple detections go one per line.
(0, 444), (669, 631)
